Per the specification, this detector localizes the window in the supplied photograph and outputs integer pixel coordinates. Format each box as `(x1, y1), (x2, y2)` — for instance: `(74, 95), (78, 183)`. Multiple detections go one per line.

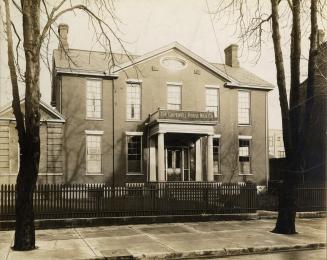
(126, 83), (141, 120)
(86, 134), (102, 174)
(206, 88), (219, 118)
(86, 79), (102, 119)
(167, 84), (181, 110)
(239, 139), (251, 174)
(213, 138), (220, 180)
(127, 135), (142, 174)
(238, 91), (250, 125)
(278, 150), (285, 158)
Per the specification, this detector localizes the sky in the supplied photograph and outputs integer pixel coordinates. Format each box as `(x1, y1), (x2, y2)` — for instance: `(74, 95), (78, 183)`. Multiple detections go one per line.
(1, 0), (322, 129)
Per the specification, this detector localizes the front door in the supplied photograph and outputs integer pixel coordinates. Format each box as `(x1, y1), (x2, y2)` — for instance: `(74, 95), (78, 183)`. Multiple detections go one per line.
(165, 147), (190, 181)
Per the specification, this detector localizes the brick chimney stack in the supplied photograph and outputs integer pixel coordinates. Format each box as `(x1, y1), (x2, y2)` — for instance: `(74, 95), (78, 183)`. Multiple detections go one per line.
(224, 44), (239, 67)
(318, 29), (325, 45)
(58, 24), (69, 50)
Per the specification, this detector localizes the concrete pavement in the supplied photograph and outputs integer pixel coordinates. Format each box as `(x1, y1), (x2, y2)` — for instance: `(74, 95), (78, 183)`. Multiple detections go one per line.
(0, 218), (325, 260)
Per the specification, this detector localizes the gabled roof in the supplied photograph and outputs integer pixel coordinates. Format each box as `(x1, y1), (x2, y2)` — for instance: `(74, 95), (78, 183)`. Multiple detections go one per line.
(53, 48), (138, 77)
(113, 42), (234, 81)
(53, 42), (274, 90)
(113, 42), (273, 90)
(0, 98), (65, 122)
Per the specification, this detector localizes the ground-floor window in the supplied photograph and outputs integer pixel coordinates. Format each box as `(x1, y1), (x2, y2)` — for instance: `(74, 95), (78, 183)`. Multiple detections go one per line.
(127, 135), (142, 174)
(239, 139), (251, 174)
(213, 137), (220, 180)
(86, 133), (102, 174)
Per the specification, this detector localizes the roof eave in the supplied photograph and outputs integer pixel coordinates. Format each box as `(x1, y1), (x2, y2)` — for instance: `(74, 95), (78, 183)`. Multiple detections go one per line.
(55, 68), (119, 79)
(224, 82), (274, 91)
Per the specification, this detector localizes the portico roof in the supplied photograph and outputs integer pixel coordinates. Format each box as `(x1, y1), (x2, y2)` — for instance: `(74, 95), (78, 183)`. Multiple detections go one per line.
(148, 109), (216, 136)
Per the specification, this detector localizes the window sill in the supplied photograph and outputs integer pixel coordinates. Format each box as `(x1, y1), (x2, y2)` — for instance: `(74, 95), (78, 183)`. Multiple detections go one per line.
(238, 173), (253, 176)
(39, 173), (63, 176)
(238, 124), (251, 127)
(85, 118), (104, 121)
(86, 173), (104, 176)
(126, 173), (143, 176)
(126, 119), (142, 122)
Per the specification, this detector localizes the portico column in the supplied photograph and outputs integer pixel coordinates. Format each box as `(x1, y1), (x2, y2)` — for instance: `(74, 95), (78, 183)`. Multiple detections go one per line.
(157, 132), (165, 181)
(195, 139), (202, 181)
(149, 137), (156, 181)
(207, 134), (214, 181)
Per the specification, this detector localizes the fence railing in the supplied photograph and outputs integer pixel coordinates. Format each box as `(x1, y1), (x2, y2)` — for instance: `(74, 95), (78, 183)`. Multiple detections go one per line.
(263, 181), (326, 212)
(297, 183), (326, 212)
(0, 182), (257, 220)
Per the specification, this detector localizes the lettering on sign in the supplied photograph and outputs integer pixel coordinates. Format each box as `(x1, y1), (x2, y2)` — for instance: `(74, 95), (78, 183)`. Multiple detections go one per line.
(159, 110), (216, 121)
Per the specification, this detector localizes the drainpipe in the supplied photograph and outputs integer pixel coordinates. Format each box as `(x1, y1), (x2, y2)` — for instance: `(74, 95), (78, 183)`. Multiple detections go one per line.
(112, 79), (115, 188)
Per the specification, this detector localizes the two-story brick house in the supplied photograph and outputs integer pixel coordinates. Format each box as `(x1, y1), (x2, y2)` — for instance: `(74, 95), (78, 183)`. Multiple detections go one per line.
(0, 24), (274, 186)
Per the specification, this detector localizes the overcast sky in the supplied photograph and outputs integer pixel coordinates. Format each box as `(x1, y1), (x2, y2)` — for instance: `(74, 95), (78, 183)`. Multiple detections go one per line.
(1, 0), (324, 129)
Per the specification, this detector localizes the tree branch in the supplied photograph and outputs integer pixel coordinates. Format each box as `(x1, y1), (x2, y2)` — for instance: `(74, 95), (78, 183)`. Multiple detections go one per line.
(4, 0), (26, 142)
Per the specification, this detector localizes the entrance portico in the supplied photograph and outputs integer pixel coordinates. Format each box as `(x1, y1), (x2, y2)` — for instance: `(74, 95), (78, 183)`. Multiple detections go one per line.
(148, 109), (217, 182)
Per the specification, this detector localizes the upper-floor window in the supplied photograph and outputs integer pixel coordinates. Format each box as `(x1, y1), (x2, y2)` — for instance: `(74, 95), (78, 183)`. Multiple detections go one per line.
(238, 91), (250, 125)
(239, 139), (251, 175)
(206, 88), (219, 118)
(126, 134), (142, 174)
(126, 83), (141, 120)
(213, 137), (220, 180)
(167, 83), (181, 110)
(86, 79), (102, 119)
(86, 132), (102, 174)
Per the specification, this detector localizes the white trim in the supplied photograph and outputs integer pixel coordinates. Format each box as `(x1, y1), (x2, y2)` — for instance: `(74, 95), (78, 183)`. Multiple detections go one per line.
(125, 131), (143, 136)
(166, 81), (182, 86)
(126, 173), (144, 176)
(56, 67), (119, 78)
(160, 56), (188, 71)
(238, 135), (252, 140)
(38, 173), (63, 176)
(126, 78), (142, 84)
(224, 82), (274, 91)
(85, 173), (104, 176)
(205, 84), (221, 89)
(113, 42), (234, 82)
(213, 134), (221, 138)
(85, 118), (104, 121)
(85, 130), (104, 135)
(0, 97), (66, 122)
(0, 173), (18, 176)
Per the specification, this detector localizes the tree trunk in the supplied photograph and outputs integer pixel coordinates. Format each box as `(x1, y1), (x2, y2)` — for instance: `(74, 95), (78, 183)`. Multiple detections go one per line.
(11, 0), (41, 250)
(270, 0), (297, 234)
(303, 0), (318, 171)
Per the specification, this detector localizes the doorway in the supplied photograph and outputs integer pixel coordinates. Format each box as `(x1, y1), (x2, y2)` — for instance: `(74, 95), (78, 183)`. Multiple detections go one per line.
(165, 147), (190, 181)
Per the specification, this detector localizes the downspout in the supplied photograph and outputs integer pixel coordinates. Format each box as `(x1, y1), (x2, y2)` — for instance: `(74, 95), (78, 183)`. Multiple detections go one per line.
(265, 92), (269, 188)
(112, 79), (115, 187)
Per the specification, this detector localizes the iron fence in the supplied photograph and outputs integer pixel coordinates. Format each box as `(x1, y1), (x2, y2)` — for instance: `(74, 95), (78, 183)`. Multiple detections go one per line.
(0, 182), (257, 220)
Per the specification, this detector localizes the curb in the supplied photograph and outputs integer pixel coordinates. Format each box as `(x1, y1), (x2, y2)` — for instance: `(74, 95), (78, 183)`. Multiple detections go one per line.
(78, 242), (326, 259)
(0, 213), (258, 231)
(133, 243), (326, 259)
(257, 210), (327, 219)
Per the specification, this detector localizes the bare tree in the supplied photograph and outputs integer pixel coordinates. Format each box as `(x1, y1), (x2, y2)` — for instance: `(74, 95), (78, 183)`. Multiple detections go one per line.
(211, 0), (325, 233)
(2, 0), (129, 250)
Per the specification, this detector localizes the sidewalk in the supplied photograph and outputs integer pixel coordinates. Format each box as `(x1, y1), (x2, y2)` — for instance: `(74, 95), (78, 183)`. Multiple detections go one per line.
(0, 218), (325, 260)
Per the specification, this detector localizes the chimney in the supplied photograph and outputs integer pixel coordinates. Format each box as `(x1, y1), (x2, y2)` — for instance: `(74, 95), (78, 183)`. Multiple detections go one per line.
(224, 44), (239, 67)
(318, 29), (325, 45)
(58, 24), (69, 50)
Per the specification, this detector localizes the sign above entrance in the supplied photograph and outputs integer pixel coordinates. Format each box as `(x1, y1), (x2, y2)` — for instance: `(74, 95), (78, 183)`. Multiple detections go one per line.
(149, 109), (217, 124)
(160, 110), (216, 121)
